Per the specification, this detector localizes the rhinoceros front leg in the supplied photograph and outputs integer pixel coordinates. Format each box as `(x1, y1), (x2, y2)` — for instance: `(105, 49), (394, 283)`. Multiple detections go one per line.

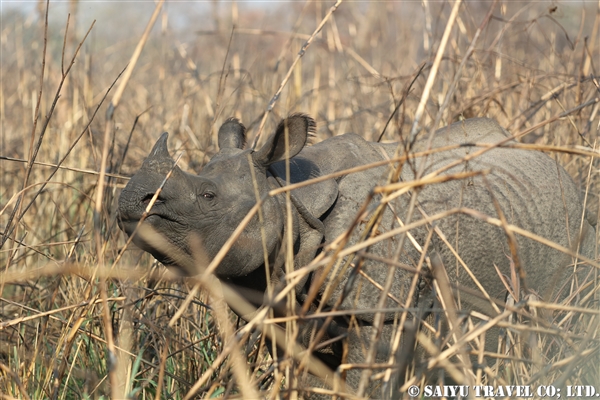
(295, 322), (402, 399)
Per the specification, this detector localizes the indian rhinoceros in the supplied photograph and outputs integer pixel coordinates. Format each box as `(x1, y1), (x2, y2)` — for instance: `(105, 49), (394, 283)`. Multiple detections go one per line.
(117, 114), (596, 397)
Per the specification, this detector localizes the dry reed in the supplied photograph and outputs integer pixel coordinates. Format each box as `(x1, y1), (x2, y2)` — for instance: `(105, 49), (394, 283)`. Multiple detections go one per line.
(1, 1), (598, 399)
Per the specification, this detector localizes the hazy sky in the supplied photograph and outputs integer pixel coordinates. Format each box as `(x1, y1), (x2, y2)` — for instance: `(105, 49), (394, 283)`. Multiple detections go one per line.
(0, 1), (295, 43)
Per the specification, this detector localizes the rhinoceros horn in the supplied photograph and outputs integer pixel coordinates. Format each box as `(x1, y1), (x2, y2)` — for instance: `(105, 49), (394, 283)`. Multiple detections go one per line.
(140, 132), (183, 176)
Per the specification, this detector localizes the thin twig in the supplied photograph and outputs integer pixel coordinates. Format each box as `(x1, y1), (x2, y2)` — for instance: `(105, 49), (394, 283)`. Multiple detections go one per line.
(1, 0), (49, 255)
(0, 156), (129, 180)
(251, 0), (343, 148)
(1, 19), (96, 251)
(377, 63), (426, 143)
(409, 0), (463, 142)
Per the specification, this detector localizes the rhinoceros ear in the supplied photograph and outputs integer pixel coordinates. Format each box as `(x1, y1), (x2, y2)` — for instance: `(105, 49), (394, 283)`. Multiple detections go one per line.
(253, 113), (315, 167)
(218, 117), (246, 150)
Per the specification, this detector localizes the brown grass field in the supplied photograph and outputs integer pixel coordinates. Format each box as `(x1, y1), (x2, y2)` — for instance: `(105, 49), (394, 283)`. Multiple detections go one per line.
(1, 1), (599, 399)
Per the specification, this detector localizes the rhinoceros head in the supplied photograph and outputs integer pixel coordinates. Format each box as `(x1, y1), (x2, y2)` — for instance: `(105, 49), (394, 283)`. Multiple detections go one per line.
(118, 114), (314, 277)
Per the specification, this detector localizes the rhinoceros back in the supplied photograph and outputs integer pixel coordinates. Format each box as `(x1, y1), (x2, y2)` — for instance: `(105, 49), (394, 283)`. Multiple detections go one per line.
(295, 118), (595, 320)
(395, 118), (594, 313)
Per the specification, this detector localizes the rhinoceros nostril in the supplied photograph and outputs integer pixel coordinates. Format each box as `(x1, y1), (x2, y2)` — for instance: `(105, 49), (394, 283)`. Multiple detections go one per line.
(142, 193), (163, 205)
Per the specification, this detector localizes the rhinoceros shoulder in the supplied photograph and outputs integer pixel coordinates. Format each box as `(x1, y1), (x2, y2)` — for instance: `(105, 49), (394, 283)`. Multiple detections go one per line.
(271, 132), (395, 218)
(269, 156), (339, 219)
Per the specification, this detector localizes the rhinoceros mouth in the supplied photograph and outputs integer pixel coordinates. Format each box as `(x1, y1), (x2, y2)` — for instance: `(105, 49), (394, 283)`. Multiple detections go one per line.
(118, 213), (184, 238)
(145, 212), (183, 225)
(118, 217), (186, 265)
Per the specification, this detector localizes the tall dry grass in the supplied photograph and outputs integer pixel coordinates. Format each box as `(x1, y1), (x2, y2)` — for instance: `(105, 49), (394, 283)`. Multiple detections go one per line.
(1, 1), (598, 399)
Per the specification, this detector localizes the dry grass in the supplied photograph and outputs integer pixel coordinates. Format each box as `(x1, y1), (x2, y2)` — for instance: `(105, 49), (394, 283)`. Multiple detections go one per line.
(1, 1), (599, 399)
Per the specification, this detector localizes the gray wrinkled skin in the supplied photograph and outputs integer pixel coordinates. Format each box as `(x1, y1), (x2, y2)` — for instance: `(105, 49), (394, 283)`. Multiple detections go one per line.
(118, 115), (596, 397)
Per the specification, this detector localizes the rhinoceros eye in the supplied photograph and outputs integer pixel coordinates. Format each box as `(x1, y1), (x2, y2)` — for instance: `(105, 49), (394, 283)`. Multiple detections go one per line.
(202, 192), (215, 200)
